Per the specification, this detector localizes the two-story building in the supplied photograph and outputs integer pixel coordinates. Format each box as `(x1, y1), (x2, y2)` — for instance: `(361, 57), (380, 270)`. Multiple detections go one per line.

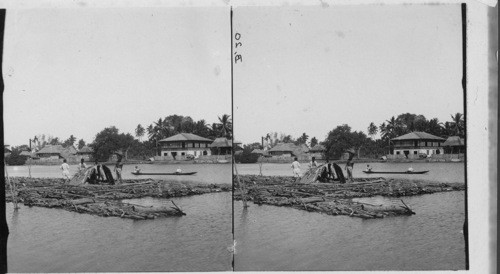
(391, 131), (445, 158)
(158, 133), (213, 159)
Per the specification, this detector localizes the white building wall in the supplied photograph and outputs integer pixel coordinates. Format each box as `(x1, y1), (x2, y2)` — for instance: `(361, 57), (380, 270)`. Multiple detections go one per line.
(393, 148), (443, 156)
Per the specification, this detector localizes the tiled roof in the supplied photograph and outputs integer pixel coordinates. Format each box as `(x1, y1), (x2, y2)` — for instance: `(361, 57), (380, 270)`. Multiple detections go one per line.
(391, 132), (445, 141)
(158, 133), (212, 143)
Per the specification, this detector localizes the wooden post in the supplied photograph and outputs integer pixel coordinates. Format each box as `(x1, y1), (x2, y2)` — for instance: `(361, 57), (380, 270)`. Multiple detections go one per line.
(5, 163), (19, 210)
(28, 157), (32, 178)
(233, 158), (248, 208)
(258, 156), (263, 176)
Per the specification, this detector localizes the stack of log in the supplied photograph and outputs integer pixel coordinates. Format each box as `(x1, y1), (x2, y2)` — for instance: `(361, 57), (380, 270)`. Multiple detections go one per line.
(234, 175), (465, 219)
(5, 177), (231, 220)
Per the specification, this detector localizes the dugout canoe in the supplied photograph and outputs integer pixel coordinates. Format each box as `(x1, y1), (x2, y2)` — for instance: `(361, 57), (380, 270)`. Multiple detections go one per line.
(131, 171), (197, 176)
(362, 170), (429, 174)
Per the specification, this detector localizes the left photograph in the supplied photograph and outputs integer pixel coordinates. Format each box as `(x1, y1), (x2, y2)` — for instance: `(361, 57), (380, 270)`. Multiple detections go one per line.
(3, 8), (232, 272)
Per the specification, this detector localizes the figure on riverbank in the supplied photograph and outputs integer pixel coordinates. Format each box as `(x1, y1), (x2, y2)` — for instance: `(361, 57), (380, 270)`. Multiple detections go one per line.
(78, 158), (87, 171)
(61, 159), (70, 182)
(308, 157), (319, 170)
(291, 157), (301, 177)
(114, 157), (124, 184)
(365, 164), (372, 172)
(345, 150), (355, 182)
(176, 167), (182, 173)
(134, 166), (141, 174)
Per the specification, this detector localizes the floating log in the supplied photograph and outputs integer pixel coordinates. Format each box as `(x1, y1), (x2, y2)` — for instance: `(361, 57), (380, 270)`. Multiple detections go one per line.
(234, 174), (464, 219)
(5, 177), (230, 220)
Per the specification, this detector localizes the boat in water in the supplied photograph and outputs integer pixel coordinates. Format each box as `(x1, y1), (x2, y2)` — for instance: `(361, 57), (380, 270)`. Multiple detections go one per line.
(131, 171), (197, 176)
(362, 170), (429, 175)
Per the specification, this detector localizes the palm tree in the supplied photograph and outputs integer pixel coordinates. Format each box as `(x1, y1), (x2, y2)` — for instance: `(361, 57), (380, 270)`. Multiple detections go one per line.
(135, 124), (145, 141)
(367, 122), (378, 139)
(450, 113), (464, 136)
(218, 114), (232, 138)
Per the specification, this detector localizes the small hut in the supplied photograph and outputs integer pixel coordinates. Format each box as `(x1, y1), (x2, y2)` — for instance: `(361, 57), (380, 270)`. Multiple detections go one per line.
(442, 136), (465, 154)
(308, 144), (326, 160)
(77, 146), (94, 161)
(210, 137), (233, 155)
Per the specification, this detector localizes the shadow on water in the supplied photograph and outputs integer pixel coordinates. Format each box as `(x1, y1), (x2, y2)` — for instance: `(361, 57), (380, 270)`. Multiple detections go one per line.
(7, 192), (233, 272)
(234, 191), (466, 271)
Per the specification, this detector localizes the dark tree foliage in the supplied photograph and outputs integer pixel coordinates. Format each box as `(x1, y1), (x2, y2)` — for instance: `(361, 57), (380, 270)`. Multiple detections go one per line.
(146, 114), (232, 143)
(310, 137), (318, 148)
(63, 135), (77, 147)
(5, 146), (28, 166)
(323, 124), (367, 159)
(235, 143), (261, 164)
(49, 137), (61, 145)
(295, 133), (309, 145)
(77, 139), (86, 150)
(90, 127), (135, 161)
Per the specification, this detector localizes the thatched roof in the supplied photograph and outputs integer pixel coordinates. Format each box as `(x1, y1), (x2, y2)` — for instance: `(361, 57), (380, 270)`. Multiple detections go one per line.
(77, 146), (93, 154)
(37, 145), (78, 158)
(37, 145), (64, 155)
(309, 144), (326, 152)
(442, 136), (465, 147)
(210, 138), (232, 148)
(391, 131), (445, 141)
(251, 149), (269, 156)
(159, 133), (212, 143)
(269, 143), (309, 155)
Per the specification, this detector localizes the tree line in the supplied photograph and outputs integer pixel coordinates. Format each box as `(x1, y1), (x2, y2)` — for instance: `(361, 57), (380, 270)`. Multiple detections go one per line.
(237, 112), (464, 162)
(5, 114), (232, 165)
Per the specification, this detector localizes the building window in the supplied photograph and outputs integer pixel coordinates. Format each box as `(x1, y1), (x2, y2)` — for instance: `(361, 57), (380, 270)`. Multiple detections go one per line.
(396, 151), (400, 155)
(203, 150), (208, 155)
(181, 152), (185, 156)
(414, 151), (417, 154)
(163, 152), (168, 156)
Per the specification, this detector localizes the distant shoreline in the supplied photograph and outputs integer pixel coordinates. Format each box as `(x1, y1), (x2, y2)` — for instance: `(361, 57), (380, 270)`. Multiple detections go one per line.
(7, 160), (231, 167)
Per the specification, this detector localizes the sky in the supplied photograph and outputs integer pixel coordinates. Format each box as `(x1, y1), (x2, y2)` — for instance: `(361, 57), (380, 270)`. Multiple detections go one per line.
(3, 7), (231, 146)
(233, 4), (464, 144)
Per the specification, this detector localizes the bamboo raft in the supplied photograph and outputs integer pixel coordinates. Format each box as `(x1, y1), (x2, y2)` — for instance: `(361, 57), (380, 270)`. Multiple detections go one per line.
(5, 177), (231, 220)
(233, 174), (465, 219)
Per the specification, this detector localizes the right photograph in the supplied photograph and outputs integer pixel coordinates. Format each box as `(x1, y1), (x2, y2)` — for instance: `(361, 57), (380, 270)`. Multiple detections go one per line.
(232, 4), (466, 271)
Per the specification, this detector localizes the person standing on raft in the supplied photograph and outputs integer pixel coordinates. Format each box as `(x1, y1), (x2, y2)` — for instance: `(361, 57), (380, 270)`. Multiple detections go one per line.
(308, 157), (319, 170)
(345, 149), (355, 183)
(78, 158), (87, 171)
(291, 157), (301, 178)
(61, 159), (71, 182)
(114, 157), (124, 184)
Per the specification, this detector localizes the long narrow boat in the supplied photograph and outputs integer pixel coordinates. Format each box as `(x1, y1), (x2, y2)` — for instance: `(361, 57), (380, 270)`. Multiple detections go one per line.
(362, 170), (429, 174)
(131, 172), (197, 176)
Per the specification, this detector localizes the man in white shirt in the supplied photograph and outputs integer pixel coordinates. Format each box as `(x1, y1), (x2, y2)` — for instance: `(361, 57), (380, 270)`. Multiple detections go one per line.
(291, 157), (301, 177)
(61, 159), (70, 182)
(308, 157), (319, 170)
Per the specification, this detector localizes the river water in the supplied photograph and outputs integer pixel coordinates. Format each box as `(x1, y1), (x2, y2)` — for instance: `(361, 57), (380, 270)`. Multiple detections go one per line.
(234, 162), (466, 271)
(5, 162), (466, 271)
(6, 163), (231, 184)
(5, 164), (232, 272)
(237, 161), (465, 183)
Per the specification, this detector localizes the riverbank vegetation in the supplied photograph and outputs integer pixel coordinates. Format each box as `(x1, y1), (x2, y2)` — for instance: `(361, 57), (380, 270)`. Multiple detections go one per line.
(238, 112), (464, 163)
(5, 113), (232, 165)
